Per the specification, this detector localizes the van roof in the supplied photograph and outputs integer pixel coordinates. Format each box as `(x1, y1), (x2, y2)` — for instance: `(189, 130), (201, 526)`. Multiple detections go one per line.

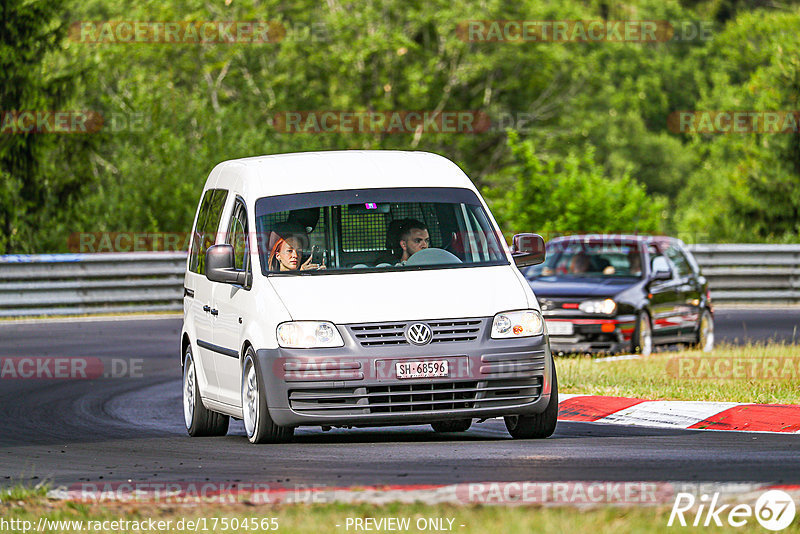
(210, 150), (478, 198)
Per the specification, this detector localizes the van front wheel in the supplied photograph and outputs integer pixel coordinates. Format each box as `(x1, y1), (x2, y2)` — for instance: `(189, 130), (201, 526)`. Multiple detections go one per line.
(504, 365), (558, 439)
(183, 347), (229, 437)
(242, 348), (294, 444)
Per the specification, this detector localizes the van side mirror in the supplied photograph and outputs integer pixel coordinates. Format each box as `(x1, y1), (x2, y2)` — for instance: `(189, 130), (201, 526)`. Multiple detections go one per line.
(206, 244), (248, 285)
(511, 233), (546, 267)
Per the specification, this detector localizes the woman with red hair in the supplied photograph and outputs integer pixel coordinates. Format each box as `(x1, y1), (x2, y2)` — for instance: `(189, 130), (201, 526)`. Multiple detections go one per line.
(267, 228), (325, 272)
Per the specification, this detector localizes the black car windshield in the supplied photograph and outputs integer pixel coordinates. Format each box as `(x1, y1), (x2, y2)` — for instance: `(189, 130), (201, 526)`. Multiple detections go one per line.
(527, 241), (644, 278)
(253, 187), (508, 275)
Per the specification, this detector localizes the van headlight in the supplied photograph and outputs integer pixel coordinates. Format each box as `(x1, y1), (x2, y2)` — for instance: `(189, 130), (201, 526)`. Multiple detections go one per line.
(277, 321), (344, 348)
(491, 310), (544, 338)
(578, 299), (617, 315)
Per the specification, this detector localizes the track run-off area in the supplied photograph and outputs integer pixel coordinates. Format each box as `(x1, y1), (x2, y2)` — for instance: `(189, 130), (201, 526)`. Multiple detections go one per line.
(1, 308), (798, 492)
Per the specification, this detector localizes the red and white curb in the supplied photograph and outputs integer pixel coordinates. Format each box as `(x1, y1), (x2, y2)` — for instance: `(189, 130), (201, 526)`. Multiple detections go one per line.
(558, 394), (800, 433)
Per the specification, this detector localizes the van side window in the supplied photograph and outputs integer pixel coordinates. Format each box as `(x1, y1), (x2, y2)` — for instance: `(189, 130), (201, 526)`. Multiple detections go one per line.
(189, 189), (229, 275)
(188, 190), (213, 273)
(226, 199), (249, 271)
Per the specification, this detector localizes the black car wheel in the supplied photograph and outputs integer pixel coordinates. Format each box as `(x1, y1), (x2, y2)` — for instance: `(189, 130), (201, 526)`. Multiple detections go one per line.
(695, 309), (715, 352)
(631, 311), (653, 356)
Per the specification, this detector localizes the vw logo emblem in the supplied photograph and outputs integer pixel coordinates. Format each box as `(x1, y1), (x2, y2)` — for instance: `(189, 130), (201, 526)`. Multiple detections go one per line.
(405, 323), (433, 345)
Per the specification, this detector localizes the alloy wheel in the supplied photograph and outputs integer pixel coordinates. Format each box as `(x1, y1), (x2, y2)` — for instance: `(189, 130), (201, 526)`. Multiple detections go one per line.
(242, 358), (259, 438)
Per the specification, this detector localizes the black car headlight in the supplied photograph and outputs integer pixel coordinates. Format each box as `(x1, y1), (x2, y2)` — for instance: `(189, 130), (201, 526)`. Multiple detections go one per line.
(578, 299), (617, 315)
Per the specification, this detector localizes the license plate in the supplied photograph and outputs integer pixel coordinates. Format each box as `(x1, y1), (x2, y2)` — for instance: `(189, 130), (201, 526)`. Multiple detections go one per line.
(396, 360), (449, 379)
(546, 321), (574, 336)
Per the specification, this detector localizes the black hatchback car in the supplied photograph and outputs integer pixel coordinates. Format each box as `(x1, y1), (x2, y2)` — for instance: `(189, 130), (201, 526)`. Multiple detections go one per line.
(523, 235), (714, 355)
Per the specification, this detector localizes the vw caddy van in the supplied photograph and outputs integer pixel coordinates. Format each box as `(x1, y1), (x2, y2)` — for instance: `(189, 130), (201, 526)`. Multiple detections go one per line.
(181, 150), (556, 443)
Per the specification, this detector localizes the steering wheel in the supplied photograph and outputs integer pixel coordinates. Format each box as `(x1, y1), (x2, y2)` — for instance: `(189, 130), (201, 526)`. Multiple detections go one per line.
(404, 247), (462, 266)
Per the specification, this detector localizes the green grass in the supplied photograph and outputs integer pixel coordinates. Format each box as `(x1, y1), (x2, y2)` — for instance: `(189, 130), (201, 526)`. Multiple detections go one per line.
(559, 343), (800, 404)
(0, 483), (50, 503)
(3, 496), (799, 533)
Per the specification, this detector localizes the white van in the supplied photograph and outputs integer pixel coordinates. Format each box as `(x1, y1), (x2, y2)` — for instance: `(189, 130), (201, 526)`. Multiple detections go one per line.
(181, 150), (556, 443)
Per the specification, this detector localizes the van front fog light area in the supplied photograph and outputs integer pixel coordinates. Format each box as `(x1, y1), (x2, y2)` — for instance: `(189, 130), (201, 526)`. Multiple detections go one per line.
(277, 321), (344, 348)
(491, 310), (544, 339)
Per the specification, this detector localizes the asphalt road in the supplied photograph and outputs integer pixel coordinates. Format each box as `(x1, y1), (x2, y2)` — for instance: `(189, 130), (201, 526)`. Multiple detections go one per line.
(0, 310), (798, 489)
(714, 308), (799, 344)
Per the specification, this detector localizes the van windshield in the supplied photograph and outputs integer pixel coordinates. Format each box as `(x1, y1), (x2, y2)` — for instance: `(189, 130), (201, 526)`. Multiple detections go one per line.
(254, 187), (508, 275)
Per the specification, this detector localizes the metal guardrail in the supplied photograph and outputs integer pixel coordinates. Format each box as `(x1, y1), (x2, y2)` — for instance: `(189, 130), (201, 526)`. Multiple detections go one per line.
(0, 245), (798, 317)
(688, 244), (800, 303)
(0, 253), (186, 317)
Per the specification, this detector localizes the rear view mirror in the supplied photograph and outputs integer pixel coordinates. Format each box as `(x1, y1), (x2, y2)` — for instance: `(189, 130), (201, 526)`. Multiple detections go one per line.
(511, 233), (546, 268)
(206, 244), (249, 285)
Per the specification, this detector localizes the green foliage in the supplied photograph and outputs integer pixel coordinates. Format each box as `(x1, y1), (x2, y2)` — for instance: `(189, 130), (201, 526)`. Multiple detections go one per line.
(674, 9), (800, 242)
(489, 131), (665, 239)
(2, 0), (799, 252)
(0, 0), (96, 253)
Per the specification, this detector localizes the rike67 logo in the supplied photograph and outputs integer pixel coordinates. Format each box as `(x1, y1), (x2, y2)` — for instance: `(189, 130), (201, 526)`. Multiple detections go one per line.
(668, 490), (796, 530)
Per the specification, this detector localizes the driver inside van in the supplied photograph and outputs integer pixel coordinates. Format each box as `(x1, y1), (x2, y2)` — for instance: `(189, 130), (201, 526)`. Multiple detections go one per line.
(267, 224), (325, 271)
(375, 218), (431, 265)
(398, 219), (430, 262)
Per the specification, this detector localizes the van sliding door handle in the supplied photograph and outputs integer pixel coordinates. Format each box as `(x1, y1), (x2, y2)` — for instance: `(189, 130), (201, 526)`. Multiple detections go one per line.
(203, 305), (211, 312)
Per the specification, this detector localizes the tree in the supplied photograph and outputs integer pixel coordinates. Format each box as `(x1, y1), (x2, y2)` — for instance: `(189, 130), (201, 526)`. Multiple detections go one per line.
(487, 131), (665, 239)
(0, 0), (94, 253)
(675, 9), (800, 242)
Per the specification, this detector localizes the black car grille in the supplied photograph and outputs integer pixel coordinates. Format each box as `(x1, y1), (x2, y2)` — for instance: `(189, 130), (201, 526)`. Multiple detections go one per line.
(349, 319), (483, 347)
(288, 378), (542, 416)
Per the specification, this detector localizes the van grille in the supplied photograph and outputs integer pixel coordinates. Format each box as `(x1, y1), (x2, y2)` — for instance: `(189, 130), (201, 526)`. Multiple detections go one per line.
(348, 319), (483, 347)
(288, 378), (541, 416)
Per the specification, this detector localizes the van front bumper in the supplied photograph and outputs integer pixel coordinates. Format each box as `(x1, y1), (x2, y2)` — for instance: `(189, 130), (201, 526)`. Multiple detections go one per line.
(256, 319), (553, 427)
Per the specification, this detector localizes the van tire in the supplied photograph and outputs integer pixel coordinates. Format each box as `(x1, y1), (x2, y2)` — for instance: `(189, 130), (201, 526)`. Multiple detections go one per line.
(183, 347), (229, 437)
(504, 365), (558, 439)
(242, 347), (294, 444)
(431, 419), (472, 433)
